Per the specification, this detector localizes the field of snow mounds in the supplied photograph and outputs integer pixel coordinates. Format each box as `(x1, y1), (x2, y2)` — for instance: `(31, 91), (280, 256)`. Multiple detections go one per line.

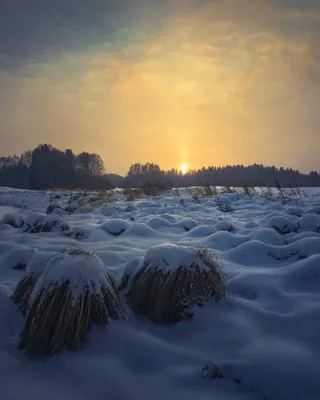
(1, 186), (320, 400)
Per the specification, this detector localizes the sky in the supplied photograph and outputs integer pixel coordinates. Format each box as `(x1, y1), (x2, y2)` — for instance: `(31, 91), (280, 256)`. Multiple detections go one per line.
(0, 0), (319, 175)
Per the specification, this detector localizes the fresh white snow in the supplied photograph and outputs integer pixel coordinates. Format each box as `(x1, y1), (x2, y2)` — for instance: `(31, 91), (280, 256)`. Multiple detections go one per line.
(0, 186), (320, 399)
(0, 206), (19, 220)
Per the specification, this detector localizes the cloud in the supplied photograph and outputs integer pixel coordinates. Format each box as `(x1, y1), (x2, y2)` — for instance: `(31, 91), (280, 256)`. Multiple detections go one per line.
(0, 0), (319, 172)
(0, 0), (319, 73)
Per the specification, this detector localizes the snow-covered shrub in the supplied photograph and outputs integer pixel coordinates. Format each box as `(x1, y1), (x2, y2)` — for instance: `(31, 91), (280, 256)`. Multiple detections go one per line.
(41, 214), (69, 233)
(306, 206), (320, 215)
(13, 245), (125, 356)
(267, 216), (296, 235)
(127, 244), (225, 324)
(22, 213), (45, 233)
(215, 196), (233, 212)
(174, 219), (198, 232)
(215, 220), (237, 232)
(100, 219), (130, 236)
(1, 213), (25, 228)
(23, 213), (69, 233)
(296, 214), (320, 233)
(285, 207), (303, 217)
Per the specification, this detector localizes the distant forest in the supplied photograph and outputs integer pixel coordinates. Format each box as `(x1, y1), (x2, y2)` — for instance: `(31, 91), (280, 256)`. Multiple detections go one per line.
(0, 144), (319, 190)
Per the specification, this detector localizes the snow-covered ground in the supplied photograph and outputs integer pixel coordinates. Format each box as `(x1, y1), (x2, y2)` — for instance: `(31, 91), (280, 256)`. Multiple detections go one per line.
(1, 186), (320, 400)
(0, 206), (18, 219)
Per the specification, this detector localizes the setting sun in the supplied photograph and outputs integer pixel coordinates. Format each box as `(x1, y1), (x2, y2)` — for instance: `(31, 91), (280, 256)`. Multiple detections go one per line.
(180, 163), (188, 175)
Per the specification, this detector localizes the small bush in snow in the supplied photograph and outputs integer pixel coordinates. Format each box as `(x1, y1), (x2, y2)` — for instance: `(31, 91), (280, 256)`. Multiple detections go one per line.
(267, 216), (296, 235)
(13, 245), (125, 356)
(100, 219), (130, 236)
(215, 196), (233, 213)
(13, 263), (26, 271)
(1, 213), (25, 228)
(202, 184), (218, 197)
(127, 244), (226, 324)
(22, 214), (69, 234)
(242, 184), (256, 197)
(201, 361), (224, 379)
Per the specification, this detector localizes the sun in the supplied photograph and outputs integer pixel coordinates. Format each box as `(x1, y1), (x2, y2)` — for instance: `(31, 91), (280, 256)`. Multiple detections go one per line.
(180, 163), (188, 175)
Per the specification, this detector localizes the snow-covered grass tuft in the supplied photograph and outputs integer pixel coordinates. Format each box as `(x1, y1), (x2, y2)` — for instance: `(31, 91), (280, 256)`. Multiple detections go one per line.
(1, 212), (25, 228)
(13, 244), (125, 356)
(127, 244), (226, 324)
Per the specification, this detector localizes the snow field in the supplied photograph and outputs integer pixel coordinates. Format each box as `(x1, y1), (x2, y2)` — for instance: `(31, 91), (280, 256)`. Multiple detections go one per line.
(0, 186), (320, 399)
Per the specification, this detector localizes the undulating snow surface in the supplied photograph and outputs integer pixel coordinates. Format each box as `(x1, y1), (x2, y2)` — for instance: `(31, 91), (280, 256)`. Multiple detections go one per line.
(1, 186), (320, 400)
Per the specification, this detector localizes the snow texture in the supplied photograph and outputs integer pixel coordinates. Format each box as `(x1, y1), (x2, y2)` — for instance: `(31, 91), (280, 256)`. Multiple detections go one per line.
(143, 244), (215, 272)
(0, 186), (320, 400)
(29, 249), (115, 305)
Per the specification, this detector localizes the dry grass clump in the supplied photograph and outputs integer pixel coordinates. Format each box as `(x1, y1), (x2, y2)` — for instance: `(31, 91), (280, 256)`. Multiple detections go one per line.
(12, 273), (38, 313)
(142, 185), (161, 196)
(242, 184), (257, 197)
(12, 245), (125, 356)
(127, 244), (226, 324)
(123, 188), (142, 201)
(87, 191), (116, 206)
(221, 186), (236, 194)
(202, 184), (218, 196)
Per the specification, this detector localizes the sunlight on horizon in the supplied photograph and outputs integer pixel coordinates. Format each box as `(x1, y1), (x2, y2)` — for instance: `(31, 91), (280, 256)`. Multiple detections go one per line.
(180, 163), (188, 175)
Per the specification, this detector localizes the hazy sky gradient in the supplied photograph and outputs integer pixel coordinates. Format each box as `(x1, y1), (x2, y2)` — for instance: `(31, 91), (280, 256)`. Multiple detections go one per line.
(1, 0), (319, 174)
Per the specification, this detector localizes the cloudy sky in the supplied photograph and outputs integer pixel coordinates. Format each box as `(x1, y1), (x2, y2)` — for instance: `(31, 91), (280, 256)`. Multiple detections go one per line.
(0, 0), (319, 174)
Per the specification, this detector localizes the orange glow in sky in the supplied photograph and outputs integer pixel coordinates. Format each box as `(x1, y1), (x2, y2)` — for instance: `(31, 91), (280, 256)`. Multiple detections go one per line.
(0, 0), (319, 174)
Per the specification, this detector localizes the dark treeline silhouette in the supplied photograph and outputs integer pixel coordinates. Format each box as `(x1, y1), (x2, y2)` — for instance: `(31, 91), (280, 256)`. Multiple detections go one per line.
(0, 145), (319, 189)
(122, 163), (320, 188)
(0, 144), (112, 190)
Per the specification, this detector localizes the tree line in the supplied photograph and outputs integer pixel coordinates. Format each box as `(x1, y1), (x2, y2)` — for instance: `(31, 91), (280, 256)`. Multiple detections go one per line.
(0, 144), (112, 190)
(0, 144), (319, 189)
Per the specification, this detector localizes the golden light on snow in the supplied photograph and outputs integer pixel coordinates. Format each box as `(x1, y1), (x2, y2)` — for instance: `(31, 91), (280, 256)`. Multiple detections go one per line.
(180, 163), (188, 175)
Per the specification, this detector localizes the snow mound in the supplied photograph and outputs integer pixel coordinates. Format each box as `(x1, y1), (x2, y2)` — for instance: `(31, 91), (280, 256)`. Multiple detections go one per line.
(1, 213), (25, 228)
(215, 195), (232, 206)
(215, 220), (237, 232)
(0, 245), (34, 271)
(146, 217), (171, 230)
(123, 223), (163, 237)
(183, 225), (217, 238)
(285, 206), (303, 217)
(297, 213), (320, 233)
(267, 216), (296, 234)
(173, 219), (198, 232)
(100, 219), (130, 236)
(205, 231), (248, 251)
(282, 255), (320, 293)
(249, 228), (285, 246)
